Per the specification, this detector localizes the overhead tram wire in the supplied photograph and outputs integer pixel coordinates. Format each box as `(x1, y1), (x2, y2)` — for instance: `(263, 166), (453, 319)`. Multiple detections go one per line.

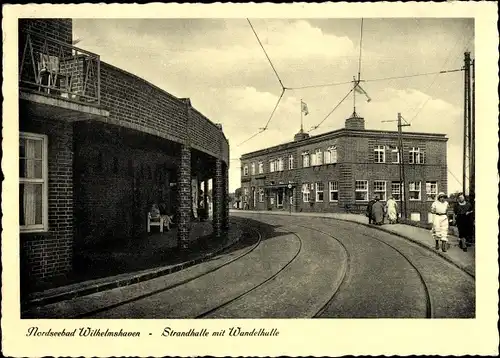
(286, 69), (463, 91)
(310, 18), (364, 133)
(448, 168), (465, 188)
(409, 33), (470, 125)
(236, 88), (285, 147)
(309, 86), (354, 132)
(247, 18), (286, 90)
(287, 79), (354, 90)
(357, 18), (364, 82)
(237, 19), (289, 147)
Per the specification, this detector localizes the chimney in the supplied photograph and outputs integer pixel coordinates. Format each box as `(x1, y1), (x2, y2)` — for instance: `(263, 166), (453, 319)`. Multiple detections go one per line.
(345, 112), (365, 130)
(294, 129), (310, 142)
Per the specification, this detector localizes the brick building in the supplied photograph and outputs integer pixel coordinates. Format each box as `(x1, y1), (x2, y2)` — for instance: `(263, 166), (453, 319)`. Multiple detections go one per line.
(240, 114), (447, 223)
(18, 19), (230, 293)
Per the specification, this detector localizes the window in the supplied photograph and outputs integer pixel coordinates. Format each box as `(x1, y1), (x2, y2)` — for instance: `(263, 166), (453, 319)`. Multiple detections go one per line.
(259, 189), (264, 202)
(389, 145), (400, 163)
(374, 145), (385, 163)
(410, 212), (421, 222)
(355, 180), (369, 201)
(315, 182), (324, 202)
(373, 180), (387, 201)
(278, 157), (284, 171)
(329, 181), (339, 202)
(20, 132), (48, 232)
(426, 181), (438, 201)
(391, 182), (404, 201)
(302, 152), (310, 168)
(315, 149), (323, 165)
(289, 155), (294, 170)
(243, 165), (249, 176)
(269, 160), (275, 173)
(325, 146), (338, 164)
(258, 161), (264, 174)
(251, 163), (256, 175)
(409, 147), (425, 164)
(302, 183), (311, 202)
(310, 152), (316, 166)
(409, 181), (421, 201)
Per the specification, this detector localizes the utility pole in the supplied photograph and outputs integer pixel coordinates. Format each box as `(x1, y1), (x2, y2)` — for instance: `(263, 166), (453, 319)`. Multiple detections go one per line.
(382, 113), (410, 219)
(463, 51), (472, 196)
(470, 58), (475, 205)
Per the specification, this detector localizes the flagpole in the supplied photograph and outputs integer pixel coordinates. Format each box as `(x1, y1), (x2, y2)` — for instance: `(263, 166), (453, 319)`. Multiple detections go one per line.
(300, 99), (304, 132)
(353, 77), (357, 116)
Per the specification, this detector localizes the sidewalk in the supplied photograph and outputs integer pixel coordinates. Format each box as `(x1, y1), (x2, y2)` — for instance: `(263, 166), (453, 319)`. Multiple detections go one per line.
(231, 209), (475, 277)
(23, 222), (244, 309)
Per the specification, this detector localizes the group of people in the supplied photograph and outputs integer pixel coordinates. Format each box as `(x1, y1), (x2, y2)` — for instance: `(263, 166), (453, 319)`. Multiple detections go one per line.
(431, 192), (474, 252)
(366, 195), (399, 225)
(366, 192), (474, 253)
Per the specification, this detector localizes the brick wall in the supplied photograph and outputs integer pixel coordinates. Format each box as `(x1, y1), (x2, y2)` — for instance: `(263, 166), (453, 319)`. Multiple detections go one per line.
(99, 62), (229, 165)
(241, 130), (447, 221)
(19, 19), (73, 45)
(19, 19), (73, 85)
(19, 116), (73, 290)
(73, 122), (179, 247)
(213, 159), (224, 237)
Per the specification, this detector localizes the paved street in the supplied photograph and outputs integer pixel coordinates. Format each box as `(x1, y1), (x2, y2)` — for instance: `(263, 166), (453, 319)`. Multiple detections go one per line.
(24, 213), (475, 319)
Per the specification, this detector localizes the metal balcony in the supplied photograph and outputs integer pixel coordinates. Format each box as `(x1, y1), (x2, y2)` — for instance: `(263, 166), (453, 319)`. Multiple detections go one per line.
(19, 30), (101, 106)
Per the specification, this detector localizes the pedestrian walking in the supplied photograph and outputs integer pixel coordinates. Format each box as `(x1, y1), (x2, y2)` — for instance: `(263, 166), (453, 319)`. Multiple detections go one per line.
(372, 197), (385, 225)
(385, 195), (398, 224)
(453, 193), (474, 252)
(431, 192), (450, 252)
(366, 198), (376, 224)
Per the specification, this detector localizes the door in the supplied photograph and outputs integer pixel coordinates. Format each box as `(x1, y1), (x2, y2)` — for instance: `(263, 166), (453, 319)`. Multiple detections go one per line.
(277, 188), (284, 208)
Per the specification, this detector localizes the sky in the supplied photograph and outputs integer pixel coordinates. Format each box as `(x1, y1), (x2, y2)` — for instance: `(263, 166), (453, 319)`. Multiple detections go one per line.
(73, 18), (474, 194)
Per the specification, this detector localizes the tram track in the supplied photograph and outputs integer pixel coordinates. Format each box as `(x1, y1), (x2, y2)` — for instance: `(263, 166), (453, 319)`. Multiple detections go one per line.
(294, 221), (433, 318)
(291, 224), (352, 318)
(194, 232), (302, 318)
(314, 218), (474, 318)
(74, 222), (264, 318)
(77, 219), (306, 319)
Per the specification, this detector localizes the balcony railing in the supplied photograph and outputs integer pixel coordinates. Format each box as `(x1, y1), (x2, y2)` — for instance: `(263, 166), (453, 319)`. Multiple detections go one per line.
(19, 30), (101, 106)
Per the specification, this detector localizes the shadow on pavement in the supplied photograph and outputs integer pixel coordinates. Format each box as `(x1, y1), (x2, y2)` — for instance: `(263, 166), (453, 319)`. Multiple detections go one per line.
(23, 216), (289, 296)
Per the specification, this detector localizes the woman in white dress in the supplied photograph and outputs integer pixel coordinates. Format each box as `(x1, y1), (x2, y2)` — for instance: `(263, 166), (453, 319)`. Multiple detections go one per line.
(431, 192), (450, 252)
(385, 196), (398, 224)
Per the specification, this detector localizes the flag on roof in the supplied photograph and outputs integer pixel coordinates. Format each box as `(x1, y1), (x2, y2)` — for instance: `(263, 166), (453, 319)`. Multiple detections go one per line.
(301, 100), (309, 116)
(354, 83), (372, 102)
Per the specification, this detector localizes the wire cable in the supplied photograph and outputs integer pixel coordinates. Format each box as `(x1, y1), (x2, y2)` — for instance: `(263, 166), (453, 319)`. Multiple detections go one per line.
(309, 87), (354, 132)
(287, 69), (462, 91)
(237, 129), (265, 147)
(448, 168), (464, 187)
(409, 33), (468, 124)
(357, 18), (364, 82)
(247, 18), (286, 89)
(261, 88), (285, 130)
(287, 80), (354, 90)
(363, 68), (463, 83)
(236, 88), (286, 147)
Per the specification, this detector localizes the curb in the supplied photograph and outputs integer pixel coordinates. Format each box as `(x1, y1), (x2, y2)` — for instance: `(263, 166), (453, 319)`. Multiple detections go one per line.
(23, 227), (244, 309)
(329, 218), (475, 279)
(233, 211), (475, 279)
